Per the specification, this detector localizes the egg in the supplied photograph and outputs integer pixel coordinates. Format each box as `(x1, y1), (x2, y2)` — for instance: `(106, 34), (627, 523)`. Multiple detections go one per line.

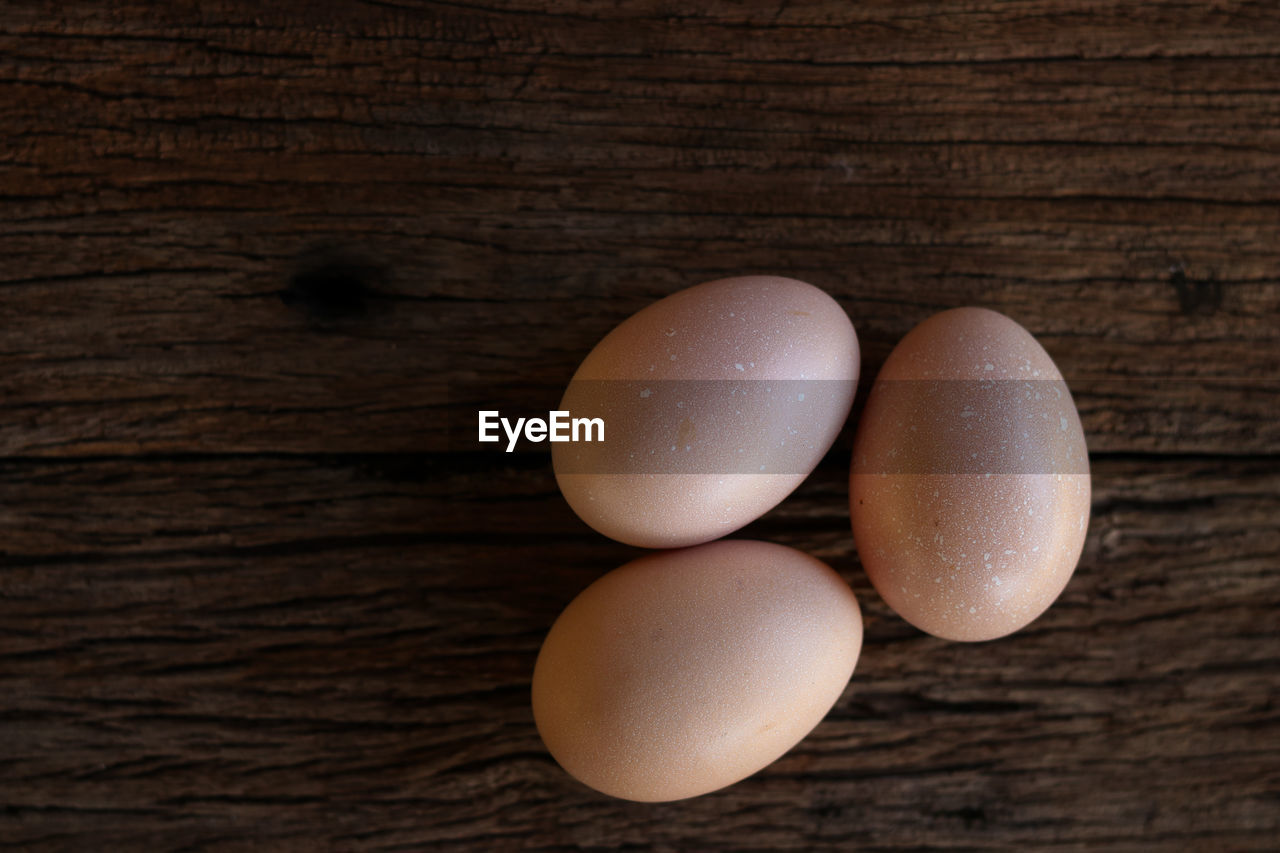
(531, 539), (863, 802)
(554, 276), (859, 548)
(850, 307), (1090, 641)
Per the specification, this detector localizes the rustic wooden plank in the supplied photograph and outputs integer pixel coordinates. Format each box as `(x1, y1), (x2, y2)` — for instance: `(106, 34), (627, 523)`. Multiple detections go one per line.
(2, 1), (1277, 849)
(0, 450), (1275, 558)
(0, 456), (1276, 849)
(1, 2), (1277, 456)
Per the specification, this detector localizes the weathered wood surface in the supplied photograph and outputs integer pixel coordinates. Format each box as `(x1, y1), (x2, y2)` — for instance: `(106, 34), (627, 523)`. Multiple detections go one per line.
(1, 1), (1277, 850)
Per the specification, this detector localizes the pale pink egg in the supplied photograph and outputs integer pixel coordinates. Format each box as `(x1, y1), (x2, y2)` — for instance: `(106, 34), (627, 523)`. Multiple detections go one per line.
(532, 540), (863, 801)
(554, 276), (859, 548)
(851, 307), (1090, 641)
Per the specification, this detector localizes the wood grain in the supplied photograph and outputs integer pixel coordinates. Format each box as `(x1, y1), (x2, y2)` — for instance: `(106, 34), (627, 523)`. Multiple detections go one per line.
(1, 0), (1277, 850)
(1, 456), (1276, 850)
(3, 0), (1278, 455)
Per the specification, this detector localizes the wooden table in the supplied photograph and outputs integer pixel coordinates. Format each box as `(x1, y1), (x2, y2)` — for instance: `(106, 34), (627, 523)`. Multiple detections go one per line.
(2, 2), (1277, 849)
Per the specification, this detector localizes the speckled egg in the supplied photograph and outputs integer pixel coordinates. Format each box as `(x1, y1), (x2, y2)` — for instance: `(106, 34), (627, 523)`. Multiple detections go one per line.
(531, 540), (863, 802)
(554, 276), (859, 548)
(850, 307), (1090, 641)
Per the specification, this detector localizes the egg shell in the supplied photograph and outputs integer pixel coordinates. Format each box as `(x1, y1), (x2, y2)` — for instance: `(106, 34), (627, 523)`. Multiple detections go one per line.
(531, 539), (863, 802)
(850, 307), (1090, 642)
(554, 276), (858, 548)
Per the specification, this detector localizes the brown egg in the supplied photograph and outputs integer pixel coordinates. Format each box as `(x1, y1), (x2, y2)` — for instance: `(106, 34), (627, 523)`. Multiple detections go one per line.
(531, 540), (863, 802)
(554, 276), (858, 548)
(850, 307), (1090, 641)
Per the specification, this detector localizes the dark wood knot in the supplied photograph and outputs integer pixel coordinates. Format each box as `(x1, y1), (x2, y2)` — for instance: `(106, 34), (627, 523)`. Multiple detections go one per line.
(1169, 265), (1222, 316)
(283, 249), (387, 320)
